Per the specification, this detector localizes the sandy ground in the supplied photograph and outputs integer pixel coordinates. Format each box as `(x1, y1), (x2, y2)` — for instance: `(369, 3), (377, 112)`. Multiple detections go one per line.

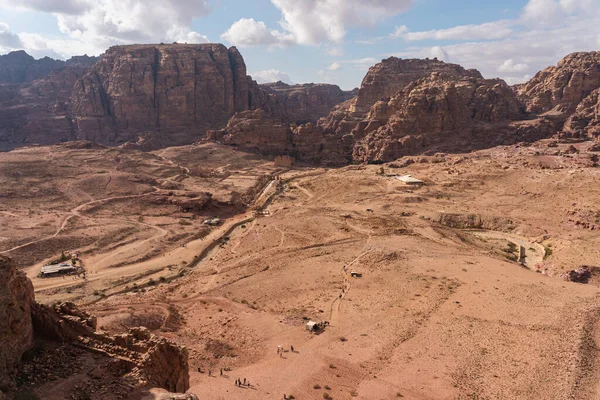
(4, 139), (600, 399)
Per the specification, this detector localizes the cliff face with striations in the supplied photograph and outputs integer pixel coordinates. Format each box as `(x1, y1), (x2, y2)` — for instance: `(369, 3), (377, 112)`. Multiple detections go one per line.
(70, 44), (266, 146)
(0, 66), (89, 150)
(214, 52), (600, 164)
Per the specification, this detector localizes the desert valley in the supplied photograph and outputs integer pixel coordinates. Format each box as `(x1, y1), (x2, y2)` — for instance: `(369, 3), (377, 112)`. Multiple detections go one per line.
(1, 20), (600, 400)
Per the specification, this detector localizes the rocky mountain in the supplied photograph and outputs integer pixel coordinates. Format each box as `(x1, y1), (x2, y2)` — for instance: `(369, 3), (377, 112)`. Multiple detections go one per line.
(0, 51), (98, 83)
(2, 46), (600, 161)
(214, 51), (600, 164)
(70, 44), (268, 146)
(259, 81), (356, 123)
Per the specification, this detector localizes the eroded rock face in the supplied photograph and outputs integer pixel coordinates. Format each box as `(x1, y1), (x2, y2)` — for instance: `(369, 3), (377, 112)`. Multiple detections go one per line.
(70, 44), (263, 147)
(320, 57), (483, 136)
(32, 303), (190, 393)
(0, 256), (34, 392)
(352, 73), (523, 162)
(562, 88), (600, 140)
(209, 109), (351, 165)
(518, 51), (600, 115)
(260, 81), (356, 123)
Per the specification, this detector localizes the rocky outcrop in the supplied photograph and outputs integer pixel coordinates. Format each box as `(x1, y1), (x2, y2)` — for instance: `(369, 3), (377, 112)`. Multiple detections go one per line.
(0, 51), (98, 83)
(0, 255), (190, 395)
(518, 52), (600, 115)
(70, 44), (265, 147)
(562, 88), (600, 140)
(260, 81), (356, 123)
(320, 57), (483, 136)
(0, 256), (34, 392)
(208, 109), (351, 165)
(32, 302), (190, 393)
(352, 73), (524, 162)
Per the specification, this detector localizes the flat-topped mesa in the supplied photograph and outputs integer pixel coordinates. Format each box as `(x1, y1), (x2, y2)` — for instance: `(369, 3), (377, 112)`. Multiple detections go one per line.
(70, 43), (264, 146)
(319, 57), (483, 135)
(518, 51), (600, 115)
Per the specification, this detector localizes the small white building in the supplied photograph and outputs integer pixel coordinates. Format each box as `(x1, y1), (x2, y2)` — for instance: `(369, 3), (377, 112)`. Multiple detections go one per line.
(40, 263), (77, 277)
(395, 175), (425, 185)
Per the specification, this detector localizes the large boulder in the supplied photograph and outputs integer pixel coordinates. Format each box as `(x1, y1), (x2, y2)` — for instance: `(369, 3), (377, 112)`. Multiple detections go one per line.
(0, 256), (34, 392)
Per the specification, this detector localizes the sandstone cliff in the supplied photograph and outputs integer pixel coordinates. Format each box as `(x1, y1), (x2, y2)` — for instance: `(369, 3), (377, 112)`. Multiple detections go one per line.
(0, 256), (34, 392)
(214, 52), (600, 164)
(0, 66), (88, 150)
(352, 72), (524, 162)
(260, 81), (356, 123)
(518, 51), (600, 115)
(320, 57), (483, 136)
(562, 88), (600, 140)
(70, 44), (267, 147)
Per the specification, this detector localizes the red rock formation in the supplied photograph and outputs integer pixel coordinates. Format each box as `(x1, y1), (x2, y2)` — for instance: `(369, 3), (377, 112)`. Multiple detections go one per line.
(0, 66), (89, 150)
(562, 88), (600, 140)
(32, 302), (190, 393)
(352, 73), (523, 161)
(320, 57), (483, 136)
(518, 51), (600, 115)
(70, 44), (265, 147)
(0, 256), (34, 392)
(260, 81), (356, 123)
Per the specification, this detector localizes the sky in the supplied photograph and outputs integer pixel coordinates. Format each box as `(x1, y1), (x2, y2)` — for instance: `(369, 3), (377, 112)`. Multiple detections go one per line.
(0, 0), (599, 89)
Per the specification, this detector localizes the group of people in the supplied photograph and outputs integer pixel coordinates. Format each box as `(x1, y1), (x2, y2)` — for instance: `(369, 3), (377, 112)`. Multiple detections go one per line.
(277, 344), (295, 357)
(235, 377), (251, 388)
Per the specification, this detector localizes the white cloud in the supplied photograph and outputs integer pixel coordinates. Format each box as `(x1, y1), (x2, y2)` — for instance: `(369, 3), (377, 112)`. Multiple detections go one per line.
(0, 0), (212, 58)
(221, 0), (413, 49)
(0, 23), (23, 51)
(271, 0), (412, 45)
(393, 20), (514, 41)
(326, 62), (342, 71)
(251, 69), (293, 84)
(221, 18), (294, 47)
(0, 0), (91, 15)
(521, 0), (598, 24)
(388, 14), (600, 85)
(498, 59), (529, 73)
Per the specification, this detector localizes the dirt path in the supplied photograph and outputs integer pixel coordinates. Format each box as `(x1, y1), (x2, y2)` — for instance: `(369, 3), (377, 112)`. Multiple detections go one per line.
(1, 192), (155, 254)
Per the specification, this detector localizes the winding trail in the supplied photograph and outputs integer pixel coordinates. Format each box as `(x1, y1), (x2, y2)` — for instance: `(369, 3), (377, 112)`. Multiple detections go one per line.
(1, 192), (156, 254)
